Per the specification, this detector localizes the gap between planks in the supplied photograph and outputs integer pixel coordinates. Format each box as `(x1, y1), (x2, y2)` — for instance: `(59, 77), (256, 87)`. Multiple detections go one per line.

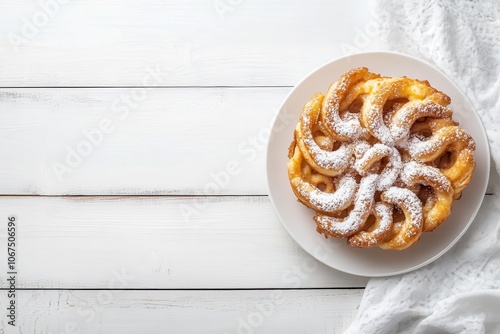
(0, 287), (365, 291)
(0, 85), (294, 89)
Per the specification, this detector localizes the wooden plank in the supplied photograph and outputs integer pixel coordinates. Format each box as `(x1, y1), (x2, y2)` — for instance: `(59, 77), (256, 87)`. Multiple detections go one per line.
(0, 88), (494, 195)
(0, 87), (289, 195)
(0, 1), (372, 86)
(0, 289), (362, 333)
(0, 196), (369, 289)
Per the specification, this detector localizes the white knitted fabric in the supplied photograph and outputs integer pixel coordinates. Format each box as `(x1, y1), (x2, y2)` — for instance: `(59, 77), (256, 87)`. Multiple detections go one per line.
(345, 1), (500, 333)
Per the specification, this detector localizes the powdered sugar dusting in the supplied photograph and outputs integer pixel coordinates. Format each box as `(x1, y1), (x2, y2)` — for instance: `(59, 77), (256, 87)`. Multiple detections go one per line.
(391, 101), (453, 145)
(288, 67), (476, 249)
(382, 187), (423, 244)
(304, 135), (353, 170)
(301, 110), (354, 173)
(315, 174), (377, 237)
(354, 143), (403, 191)
(348, 202), (393, 247)
(401, 161), (451, 192)
(383, 187), (423, 224)
(296, 175), (358, 213)
(366, 103), (395, 146)
(407, 126), (475, 161)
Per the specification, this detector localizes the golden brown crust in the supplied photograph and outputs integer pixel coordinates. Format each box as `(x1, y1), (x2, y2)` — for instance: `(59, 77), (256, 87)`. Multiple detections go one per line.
(286, 67), (476, 250)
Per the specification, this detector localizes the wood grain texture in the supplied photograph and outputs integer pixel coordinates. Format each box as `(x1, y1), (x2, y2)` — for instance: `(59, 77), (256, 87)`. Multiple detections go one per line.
(0, 289), (363, 333)
(0, 87), (287, 195)
(0, 1), (373, 86)
(0, 196), (368, 289)
(0, 88), (494, 195)
(0, 2), (492, 331)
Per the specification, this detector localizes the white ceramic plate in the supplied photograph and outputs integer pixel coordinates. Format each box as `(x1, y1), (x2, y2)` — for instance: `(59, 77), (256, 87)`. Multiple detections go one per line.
(266, 52), (490, 277)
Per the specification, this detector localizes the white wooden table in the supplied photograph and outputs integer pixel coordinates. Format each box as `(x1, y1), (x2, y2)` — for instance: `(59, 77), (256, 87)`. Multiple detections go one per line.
(0, 2), (387, 333)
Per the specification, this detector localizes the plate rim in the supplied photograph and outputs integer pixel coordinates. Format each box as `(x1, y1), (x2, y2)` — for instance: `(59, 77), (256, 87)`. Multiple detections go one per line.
(266, 51), (491, 277)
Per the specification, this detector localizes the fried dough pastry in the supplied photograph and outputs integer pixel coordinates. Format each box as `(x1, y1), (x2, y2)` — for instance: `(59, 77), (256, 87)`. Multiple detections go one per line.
(287, 67), (476, 250)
